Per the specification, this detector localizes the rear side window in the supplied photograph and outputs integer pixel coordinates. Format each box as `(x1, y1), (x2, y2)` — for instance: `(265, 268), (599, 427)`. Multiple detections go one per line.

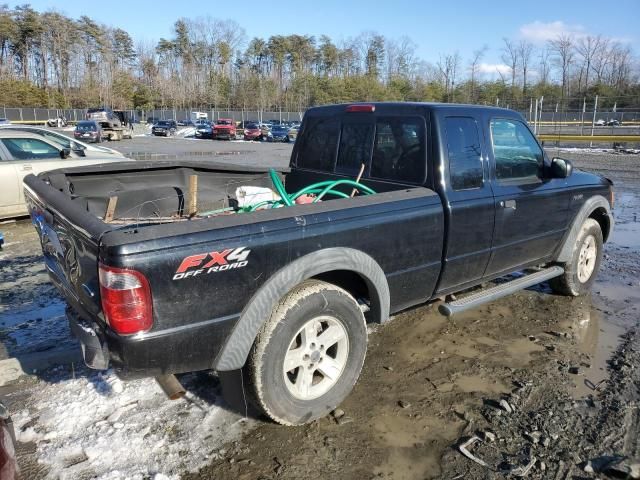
(445, 117), (483, 190)
(296, 116), (340, 171)
(371, 116), (425, 183)
(336, 121), (374, 175)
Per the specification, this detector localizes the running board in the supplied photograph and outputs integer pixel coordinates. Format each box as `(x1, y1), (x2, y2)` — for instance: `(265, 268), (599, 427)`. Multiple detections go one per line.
(438, 266), (564, 317)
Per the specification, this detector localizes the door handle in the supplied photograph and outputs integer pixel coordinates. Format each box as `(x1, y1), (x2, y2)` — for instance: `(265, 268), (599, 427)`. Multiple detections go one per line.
(21, 164), (33, 171)
(500, 199), (517, 209)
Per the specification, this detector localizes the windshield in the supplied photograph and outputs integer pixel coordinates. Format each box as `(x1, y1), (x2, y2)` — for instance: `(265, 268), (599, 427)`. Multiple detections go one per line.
(157, 121), (172, 126)
(217, 120), (232, 125)
(272, 126), (288, 133)
(245, 123), (258, 129)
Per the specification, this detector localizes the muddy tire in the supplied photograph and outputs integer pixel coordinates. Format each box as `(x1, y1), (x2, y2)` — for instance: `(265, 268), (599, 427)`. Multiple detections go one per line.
(550, 218), (603, 296)
(248, 280), (367, 425)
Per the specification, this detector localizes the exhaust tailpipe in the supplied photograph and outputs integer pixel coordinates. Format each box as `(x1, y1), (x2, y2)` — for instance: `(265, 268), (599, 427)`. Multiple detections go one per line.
(155, 374), (186, 400)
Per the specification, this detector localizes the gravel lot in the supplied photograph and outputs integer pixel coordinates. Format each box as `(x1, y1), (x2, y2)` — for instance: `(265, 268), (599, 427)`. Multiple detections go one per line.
(1, 136), (639, 479)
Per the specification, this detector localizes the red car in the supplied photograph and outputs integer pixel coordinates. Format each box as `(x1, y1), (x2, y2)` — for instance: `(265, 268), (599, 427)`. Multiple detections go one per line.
(212, 119), (236, 140)
(243, 122), (261, 141)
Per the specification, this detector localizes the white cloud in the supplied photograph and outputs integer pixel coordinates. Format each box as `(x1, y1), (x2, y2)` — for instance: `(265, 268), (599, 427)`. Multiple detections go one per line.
(478, 63), (512, 76)
(519, 20), (587, 43)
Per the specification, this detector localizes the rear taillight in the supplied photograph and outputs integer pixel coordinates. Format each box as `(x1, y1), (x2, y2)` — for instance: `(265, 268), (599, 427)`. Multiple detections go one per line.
(99, 264), (152, 335)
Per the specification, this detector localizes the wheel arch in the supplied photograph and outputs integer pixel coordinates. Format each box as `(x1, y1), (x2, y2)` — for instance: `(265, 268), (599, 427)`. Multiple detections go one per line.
(213, 247), (390, 371)
(556, 195), (612, 263)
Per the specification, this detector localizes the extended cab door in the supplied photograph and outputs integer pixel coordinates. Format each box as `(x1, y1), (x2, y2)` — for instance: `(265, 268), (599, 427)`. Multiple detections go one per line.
(484, 116), (571, 276)
(436, 114), (495, 293)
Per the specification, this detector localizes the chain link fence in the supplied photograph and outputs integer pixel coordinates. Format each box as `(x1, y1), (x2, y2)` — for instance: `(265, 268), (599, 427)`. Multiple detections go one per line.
(1, 104), (638, 129)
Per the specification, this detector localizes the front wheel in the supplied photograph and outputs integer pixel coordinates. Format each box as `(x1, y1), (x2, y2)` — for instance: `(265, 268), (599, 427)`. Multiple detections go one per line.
(550, 218), (603, 296)
(248, 280), (367, 425)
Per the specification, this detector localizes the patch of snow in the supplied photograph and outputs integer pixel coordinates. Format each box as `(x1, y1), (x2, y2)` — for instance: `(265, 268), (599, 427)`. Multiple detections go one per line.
(550, 146), (640, 155)
(553, 147), (616, 153)
(15, 369), (254, 479)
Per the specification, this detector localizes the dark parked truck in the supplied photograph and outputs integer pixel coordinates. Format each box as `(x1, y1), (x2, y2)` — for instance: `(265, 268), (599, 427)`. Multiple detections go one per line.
(23, 103), (614, 425)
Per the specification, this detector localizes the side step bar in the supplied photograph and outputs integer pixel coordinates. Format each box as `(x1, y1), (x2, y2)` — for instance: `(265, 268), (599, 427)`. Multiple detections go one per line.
(438, 266), (564, 317)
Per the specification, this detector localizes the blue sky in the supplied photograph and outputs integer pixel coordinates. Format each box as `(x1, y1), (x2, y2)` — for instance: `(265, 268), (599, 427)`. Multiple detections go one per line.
(17, 0), (640, 73)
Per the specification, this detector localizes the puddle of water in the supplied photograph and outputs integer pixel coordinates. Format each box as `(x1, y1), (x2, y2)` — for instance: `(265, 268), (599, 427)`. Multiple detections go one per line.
(562, 298), (626, 398)
(372, 414), (461, 479)
(454, 374), (509, 394)
(594, 281), (640, 305)
(610, 223), (640, 249)
(0, 298), (71, 358)
(504, 337), (546, 365)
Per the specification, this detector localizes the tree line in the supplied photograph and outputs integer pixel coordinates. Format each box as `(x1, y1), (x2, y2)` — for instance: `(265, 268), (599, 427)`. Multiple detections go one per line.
(0, 4), (638, 112)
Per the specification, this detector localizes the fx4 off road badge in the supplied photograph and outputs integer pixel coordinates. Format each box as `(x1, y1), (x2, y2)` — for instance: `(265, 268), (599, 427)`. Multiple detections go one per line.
(173, 247), (250, 280)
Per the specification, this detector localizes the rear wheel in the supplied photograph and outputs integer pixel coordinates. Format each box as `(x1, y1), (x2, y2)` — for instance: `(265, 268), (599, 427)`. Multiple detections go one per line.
(248, 280), (367, 425)
(550, 218), (603, 296)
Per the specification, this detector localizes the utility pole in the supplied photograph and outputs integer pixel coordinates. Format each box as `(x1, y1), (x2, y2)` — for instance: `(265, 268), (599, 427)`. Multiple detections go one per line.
(590, 95), (598, 147)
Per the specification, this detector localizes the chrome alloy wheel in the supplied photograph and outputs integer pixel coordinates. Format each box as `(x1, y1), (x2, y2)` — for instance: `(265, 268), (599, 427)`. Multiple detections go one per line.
(282, 315), (349, 400)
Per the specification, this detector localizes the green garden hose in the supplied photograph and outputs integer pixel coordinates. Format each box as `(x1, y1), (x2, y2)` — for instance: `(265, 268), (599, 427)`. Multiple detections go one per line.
(241, 169), (377, 213)
(269, 169), (294, 206)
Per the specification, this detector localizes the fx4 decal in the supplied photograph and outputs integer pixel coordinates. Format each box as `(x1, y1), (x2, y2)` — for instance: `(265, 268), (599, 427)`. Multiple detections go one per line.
(173, 247), (250, 280)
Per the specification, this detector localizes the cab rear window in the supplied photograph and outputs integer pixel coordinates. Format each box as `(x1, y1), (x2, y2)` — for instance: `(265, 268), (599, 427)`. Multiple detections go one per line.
(295, 114), (426, 184)
(295, 116), (340, 171)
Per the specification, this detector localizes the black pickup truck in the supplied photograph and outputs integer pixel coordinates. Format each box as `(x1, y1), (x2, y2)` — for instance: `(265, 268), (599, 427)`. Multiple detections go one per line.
(24, 102), (613, 425)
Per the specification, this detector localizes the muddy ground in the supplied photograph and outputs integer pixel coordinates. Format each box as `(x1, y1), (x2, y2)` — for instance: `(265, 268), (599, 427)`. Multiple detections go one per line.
(2, 147), (639, 479)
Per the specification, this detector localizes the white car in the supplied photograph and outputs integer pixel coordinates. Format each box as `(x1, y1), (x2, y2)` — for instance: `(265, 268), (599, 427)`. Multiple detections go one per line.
(0, 131), (132, 219)
(0, 125), (125, 158)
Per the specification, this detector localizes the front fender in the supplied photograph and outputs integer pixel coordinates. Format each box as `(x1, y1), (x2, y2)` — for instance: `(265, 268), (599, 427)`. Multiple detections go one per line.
(555, 194), (613, 263)
(214, 247), (390, 371)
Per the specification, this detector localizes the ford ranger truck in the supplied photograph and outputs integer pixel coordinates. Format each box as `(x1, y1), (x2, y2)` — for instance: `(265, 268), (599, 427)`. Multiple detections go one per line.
(24, 102), (613, 426)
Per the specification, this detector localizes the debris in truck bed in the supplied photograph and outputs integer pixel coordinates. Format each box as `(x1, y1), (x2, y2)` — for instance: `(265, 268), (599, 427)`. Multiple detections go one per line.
(95, 168), (377, 226)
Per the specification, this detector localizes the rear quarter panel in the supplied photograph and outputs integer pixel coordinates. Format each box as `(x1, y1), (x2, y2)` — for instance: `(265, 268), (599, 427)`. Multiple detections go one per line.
(101, 189), (444, 335)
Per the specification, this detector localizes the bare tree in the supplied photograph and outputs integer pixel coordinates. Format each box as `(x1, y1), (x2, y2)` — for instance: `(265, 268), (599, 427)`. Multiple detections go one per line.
(538, 47), (551, 85)
(548, 34), (575, 98)
(518, 40), (534, 95)
(576, 35), (603, 92)
(385, 36), (416, 80)
(590, 37), (611, 85)
(608, 42), (633, 90)
(501, 38), (519, 94)
(468, 45), (487, 103)
(437, 51), (460, 102)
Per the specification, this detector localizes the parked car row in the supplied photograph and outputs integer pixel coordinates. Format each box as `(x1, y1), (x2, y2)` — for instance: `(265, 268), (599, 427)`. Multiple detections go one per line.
(192, 119), (301, 142)
(148, 117), (302, 142)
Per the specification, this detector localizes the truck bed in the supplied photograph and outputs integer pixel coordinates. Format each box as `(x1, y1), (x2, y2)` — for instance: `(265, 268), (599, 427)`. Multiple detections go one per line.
(38, 161), (275, 223)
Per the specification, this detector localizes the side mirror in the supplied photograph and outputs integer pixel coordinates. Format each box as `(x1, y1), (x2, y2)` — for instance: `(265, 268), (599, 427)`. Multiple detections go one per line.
(550, 157), (573, 179)
(59, 148), (71, 159)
